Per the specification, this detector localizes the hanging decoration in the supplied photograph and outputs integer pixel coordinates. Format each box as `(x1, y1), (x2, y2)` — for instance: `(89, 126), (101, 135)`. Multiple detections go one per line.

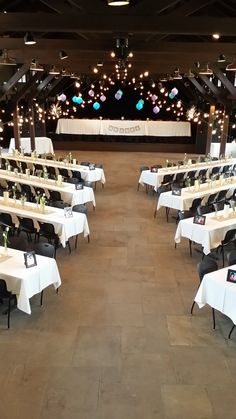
(100, 94), (106, 102)
(88, 89), (95, 97)
(58, 94), (67, 102)
(50, 103), (62, 118)
(153, 106), (160, 114)
(93, 101), (100, 110)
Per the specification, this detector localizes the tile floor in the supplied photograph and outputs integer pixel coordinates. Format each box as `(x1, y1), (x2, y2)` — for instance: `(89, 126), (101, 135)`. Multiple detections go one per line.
(1, 150), (236, 419)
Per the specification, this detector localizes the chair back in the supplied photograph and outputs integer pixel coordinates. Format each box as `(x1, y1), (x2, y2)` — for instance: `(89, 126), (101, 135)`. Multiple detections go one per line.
(197, 204), (213, 215)
(33, 242), (55, 258)
(227, 250), (236, 266)
(80, 162), (90, 166)
(72, 204), (88, 214)
(197, 258), (218, 282)
(222, 229), (236, 245)
(190, 197), (203, 212)
(206, 193), (218, 205)
(178, 210), (193, 221)
(51, 200), (68, 209)
(49, 190), (62, 202)
(8, 236), (28, 251)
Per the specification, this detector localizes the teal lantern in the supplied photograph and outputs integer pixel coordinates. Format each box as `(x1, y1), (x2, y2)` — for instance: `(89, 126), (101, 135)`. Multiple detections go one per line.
(93, 101), (100, 110)
(136, 102), (143, 110)
(72, 96), (77, 103)
(169, 92), (175, 99)
(77, 96), (83, 105)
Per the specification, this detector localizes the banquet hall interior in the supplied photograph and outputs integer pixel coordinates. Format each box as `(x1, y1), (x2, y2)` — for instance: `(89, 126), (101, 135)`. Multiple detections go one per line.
(1, 1), (236, 419)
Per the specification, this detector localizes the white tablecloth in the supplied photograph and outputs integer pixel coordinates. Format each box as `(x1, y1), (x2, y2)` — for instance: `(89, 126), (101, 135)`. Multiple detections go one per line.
(157, 180), (236, 212)
(175, 208), (236, 255)
(9, 137), (54, 154)
(139, 159), (236, 190)
(56, 119), (191, 137)
(0, 246), (61, 314)
(195, 264), (236, 325)
(0, 197), (90, 248)
(210, 143), (236, 158)
(0, 169), (95, 207)
(4, 155), (106, 184)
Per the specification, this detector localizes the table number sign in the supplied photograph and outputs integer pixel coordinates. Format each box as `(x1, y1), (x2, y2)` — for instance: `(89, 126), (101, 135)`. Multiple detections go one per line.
(227, 269), (236, 284)
(89, 163), (95, 170)
(193, 215), (206, 225)
(75, 183), (83, 190)
(24, 251), (37, 269)
(150, 166), (158, 173)
(172, 187), (182, 196)
(64, 206), (73, 218)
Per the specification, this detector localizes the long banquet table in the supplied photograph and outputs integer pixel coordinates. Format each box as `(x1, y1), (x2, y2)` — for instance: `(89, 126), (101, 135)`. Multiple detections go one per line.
(210, 142), (236, 158)
(0, 197), (90, 248)
(0, 169), (96, 207)
(9, 137), (54, 154)
(139, 158), (236, 191)
(157, 179), (236, 212)
(3, 154), (106, 185)
(0, 246), (61, 314)
(175, 208), (236, 255)
(56, 118), (191, 137)
(195, 264), (236, 326)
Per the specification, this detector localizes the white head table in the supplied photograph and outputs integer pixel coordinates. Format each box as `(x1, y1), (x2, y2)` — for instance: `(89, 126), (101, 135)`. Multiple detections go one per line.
(175, 208), (236, 255)
(4, 154), (106, 184)
(157, 178), (236, 212)
(139, 158), (236, 191)
(195, 264), (236, 326)
(9, 137), (54, 155)
(0, 246), (61, 314)
(0, 197), (90, 248)
(0, 169), (96, 208)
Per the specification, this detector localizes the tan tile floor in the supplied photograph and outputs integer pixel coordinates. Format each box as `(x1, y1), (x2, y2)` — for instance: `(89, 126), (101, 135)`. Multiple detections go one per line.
(1, 150), (236, 419)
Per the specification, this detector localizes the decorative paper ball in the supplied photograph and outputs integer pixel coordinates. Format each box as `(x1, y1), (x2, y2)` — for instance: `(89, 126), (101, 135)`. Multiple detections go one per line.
(169, 92), (175, 99)
(100, 94), (106, 102)
(58, 94), (66, 102)
(153, 106), (160, 114)
(139, 99), (144, 105)
(93, 101), (100, 110)
(72, 96), (77, 103)
(117, 89), (123, 96)
(88, 89), (95, 97)
(115, 92), (122, 100)
(171, 87), (178, 96)
(76, 96), (83, 105)
(151, 94), (157, 102)
(136, 102), (143, 111)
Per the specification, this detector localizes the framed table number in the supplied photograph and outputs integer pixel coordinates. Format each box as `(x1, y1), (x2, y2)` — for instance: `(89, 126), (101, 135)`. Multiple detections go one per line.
(24, 251), (37, 269)
(193, 215), (206, 225)
(64, 206), (73, 218)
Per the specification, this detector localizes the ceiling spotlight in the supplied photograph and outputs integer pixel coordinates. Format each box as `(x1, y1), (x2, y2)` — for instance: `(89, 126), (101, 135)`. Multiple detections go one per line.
(24, 32), (36, 45)
(30, 59), (44, 71)
(97, 60), (103, 67)
(217, 54), (226, 62)
(226, 60), (236, 71)
(107, 0), (129, 5)
(173, 68), (182, 79)
(61, 68), (71, 76)
(183, 69), (195, 78)
(59, 50), (68, 60)
(49, 65), (60, 75)
(198, 63), (213, 75)
(0, 49), (16, 65)
(212, 33), (220, 40)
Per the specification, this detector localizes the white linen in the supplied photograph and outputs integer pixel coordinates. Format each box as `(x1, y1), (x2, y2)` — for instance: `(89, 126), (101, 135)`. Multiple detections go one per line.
(0, 246), (61, 314)
(56, 118), (191, 137)
(4, 155), (106, 184)
(139, 159), (236, 190)
(210, 143), (236, 158)
(0, 169), (95, 207)
(195, 264), (236, 325)
(9, 137), (54, 154)
(0, 197), (90, 248)
(175, 208), (236, 255)
(157, 180), (236, 212)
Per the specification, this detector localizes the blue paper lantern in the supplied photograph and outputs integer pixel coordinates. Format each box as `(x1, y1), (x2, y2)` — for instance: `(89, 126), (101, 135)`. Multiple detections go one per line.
(77, 96), (83, 105)
(93, 101), (100, 110)
(72, 96), (77, 103)
(139, 99), (144, 105)
(136, 102), (143, 110)
(117, 89), (123, 96)
(169, 92), (175, 99)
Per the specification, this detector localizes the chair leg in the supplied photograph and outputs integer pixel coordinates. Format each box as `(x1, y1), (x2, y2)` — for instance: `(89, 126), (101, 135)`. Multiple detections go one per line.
(40, 290), (43, 306)
(87, 234), (90, 243)
(190, 301), (195, 314)
(212, 308), (216, 329)
(7, 296), (11, 329)
(228, 324), (235, 339)
(75, 235), (78, 249)
(67, 240), (71, 254)
(189, 240), (192, 257)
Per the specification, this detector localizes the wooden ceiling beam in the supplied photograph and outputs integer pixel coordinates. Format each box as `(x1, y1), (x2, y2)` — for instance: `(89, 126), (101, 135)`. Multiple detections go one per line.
(171, 0), (214, 16)
(0, 62), (30, 97)
(212, 65), (236, 98)
(1, 14), (236, 35)
(8, 72), (44, 103)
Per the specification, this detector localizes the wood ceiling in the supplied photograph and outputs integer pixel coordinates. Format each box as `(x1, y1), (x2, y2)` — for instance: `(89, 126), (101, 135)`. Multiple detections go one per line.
(0, 0), (236, 79)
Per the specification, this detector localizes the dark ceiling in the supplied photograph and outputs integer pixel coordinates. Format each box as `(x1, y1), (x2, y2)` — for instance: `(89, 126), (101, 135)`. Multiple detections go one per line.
(0, 0), (236, 79)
